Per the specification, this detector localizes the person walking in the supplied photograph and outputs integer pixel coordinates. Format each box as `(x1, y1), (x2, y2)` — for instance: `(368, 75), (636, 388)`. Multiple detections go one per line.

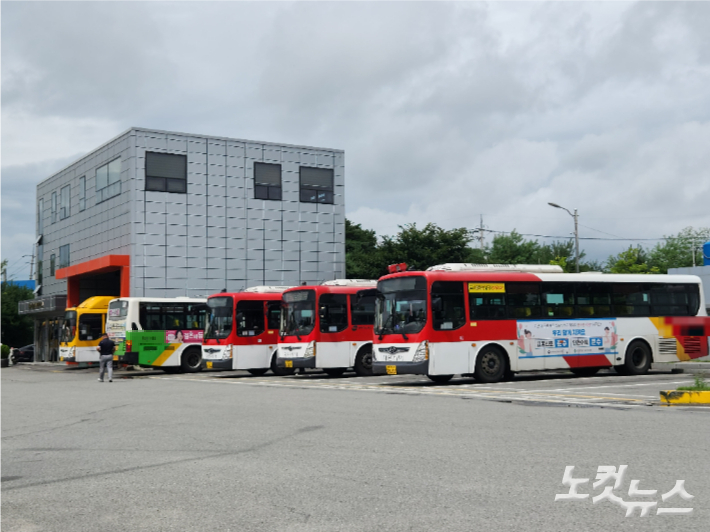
(96, 333), (116, 383)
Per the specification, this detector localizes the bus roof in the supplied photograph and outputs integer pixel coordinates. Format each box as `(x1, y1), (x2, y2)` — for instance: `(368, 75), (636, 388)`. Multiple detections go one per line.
(109, 297), (207, 303)
(378, 270), (704, 285)
(284, 281), (377, 295)
(67, 296), (116, 312)
(207, 292), (284, 301)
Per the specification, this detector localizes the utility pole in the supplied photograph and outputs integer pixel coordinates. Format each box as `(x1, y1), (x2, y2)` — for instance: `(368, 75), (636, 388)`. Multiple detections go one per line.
(479, 215), (485, 251)
(548, 203), (580, 273)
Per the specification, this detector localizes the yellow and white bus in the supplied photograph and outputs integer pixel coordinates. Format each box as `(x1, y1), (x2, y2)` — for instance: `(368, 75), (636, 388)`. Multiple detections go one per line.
(59, 296), (114, 364)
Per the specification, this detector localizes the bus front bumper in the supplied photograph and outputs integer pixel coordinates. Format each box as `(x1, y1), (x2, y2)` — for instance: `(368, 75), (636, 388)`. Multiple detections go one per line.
(119, 352), (139, 365)
(276, 356), (316, 369)
(373, 360), (429, 375)
(60, 356), (76, 362)
(202, 359), (232, 370)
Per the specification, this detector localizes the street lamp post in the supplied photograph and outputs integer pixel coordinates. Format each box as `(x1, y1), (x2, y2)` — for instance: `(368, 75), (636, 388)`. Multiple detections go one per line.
(548, 202), (579, 273)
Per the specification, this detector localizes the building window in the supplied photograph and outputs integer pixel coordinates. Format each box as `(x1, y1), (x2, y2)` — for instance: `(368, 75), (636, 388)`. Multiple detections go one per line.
(300, 166), (334, 204)
(59, 244), (70, 269)
(36, 244), (43, 287)
(50, 254), (56, 277)
(254, 162), (282, 200)
(60, 185), (71, 220)
(96, 158), (122, 203)
(79, 176), (86, 211)
(145, 152), (187, 193)
(38, 198), (44, 234)
(51, 192), (57, 223)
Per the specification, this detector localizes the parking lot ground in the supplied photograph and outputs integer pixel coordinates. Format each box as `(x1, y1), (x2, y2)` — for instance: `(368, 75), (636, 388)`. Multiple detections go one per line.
(2, 364), (708, 532)
(138, 368), (710, 410)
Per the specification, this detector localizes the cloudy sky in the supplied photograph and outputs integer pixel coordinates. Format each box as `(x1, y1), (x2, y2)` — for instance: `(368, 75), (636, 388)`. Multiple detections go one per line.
(2, 1), (709, 280)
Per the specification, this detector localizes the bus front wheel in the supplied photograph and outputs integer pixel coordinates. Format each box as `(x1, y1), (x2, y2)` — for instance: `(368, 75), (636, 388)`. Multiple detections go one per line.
(617, 341), (652, 376)
(474, 346), (507, 383)
(181, 347), (202, 373)
(354, 347), (374, 377)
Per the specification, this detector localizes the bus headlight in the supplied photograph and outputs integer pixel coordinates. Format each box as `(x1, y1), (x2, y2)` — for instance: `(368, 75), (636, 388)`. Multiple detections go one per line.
(412, 341), (429, 363)
(304, 342), (316, 358)
(223, 346), (232, 360)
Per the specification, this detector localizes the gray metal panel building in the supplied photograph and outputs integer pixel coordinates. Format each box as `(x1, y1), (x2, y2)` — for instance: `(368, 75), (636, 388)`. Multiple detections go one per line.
(35, 127), (345, 301)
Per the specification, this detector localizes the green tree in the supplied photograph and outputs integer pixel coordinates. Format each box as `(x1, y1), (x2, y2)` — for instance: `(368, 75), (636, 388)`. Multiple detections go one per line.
(345, 219), (381, 279)
(606, 246), (660, 274)
(647, 227), (710, 273)
(1, 260), (35, 347)
(488, 230), (541, 264)
(378, 223), (475, 272)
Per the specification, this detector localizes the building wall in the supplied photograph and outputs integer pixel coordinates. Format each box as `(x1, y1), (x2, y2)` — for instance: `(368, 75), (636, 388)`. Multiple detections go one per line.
(36, 128), (345, 300)
(36, 131), (134, 297)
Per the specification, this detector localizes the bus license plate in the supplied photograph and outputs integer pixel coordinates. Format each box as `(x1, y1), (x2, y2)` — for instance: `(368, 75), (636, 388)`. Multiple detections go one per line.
(285, 360), (293, 368)
(60, 357), (64, 361)
(113, 356), (118, 361)
(386, 365), (397, 375)
(206, 361), (213, 369)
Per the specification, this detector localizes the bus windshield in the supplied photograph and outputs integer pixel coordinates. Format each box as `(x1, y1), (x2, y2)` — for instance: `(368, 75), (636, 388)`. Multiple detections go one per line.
(375, 276), (428, 336)
(205, 297), (233, 340)
(281, 290), (316, 337)
(61, 311), (77, 343)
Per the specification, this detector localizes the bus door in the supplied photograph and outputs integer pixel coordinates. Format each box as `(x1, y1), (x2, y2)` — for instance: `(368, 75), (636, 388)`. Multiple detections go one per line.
(317, 293), (350, 367)
(265, 301), (281, 357)
(429, 281), (468, 375)
(234, 300), (266, 368)
(349, 290), (376, 361)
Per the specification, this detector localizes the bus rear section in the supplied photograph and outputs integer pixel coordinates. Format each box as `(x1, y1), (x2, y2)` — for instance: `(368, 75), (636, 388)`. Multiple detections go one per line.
(108, 297), (207, 373)
(372, 264), (709, 383)
(276, 280), (378, 377)
(58, 296), (114, 365)
(201, 286), (293, 375)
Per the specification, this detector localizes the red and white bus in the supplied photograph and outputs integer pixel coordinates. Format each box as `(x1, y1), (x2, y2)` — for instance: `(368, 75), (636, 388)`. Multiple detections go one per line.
(276, 280), (378, 376)
(372, 264), (709, 383)
(201, 286), (295, 376)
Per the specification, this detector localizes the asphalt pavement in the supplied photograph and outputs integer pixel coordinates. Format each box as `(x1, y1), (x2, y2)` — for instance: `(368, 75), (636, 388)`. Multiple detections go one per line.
(2, 364), (709, 532)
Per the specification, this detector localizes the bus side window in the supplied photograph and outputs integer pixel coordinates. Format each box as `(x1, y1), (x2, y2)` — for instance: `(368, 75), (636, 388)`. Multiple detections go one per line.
(541, 283), (574, 318)
(469, 293), (506, 320)
(266, 301), (281, 330)
(506, 283), (541, 319)
(613, 284), (651, 317)
(351, 294), (376, 326)
(432, 281), (465, 330)
(575, 283), (611, 318)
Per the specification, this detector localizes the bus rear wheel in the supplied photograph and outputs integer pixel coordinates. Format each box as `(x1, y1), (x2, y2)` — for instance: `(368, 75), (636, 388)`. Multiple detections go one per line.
(474, 346), (507, 383)
(181, 347), (202, 373)
(270, 355), (295, 376)
(247, 368), (269, 376)
(354, 347), (374, 377)
(570, 367), (602, 377)
(323, 368), (347, 377)
(427, 374), (453, 384)
(619, 341), (652, 376)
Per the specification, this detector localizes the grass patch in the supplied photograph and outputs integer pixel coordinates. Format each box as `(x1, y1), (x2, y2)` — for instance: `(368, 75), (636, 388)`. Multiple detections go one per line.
(677, 373), (710, 391)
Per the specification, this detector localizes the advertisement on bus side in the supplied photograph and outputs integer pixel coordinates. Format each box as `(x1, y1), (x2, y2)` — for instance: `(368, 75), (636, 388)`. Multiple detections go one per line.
(517, 319), (618, 358)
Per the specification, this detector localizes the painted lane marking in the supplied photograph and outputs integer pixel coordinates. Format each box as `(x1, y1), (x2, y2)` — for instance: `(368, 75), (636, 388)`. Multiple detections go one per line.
(546, 380), (693, 392)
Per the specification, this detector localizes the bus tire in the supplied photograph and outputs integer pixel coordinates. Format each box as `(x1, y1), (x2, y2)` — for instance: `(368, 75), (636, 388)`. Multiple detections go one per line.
(323, 368), (347, 377)
(354, 346), (374, 377)
(427, 374), (453, 384)
(474, 346), (507, 383)
(247, 368), (269, 376)
(621, 341), (652, 375)
(570, 367), (601, 377)
(270, 355), (295, 376)
(181, 347), (202, 373)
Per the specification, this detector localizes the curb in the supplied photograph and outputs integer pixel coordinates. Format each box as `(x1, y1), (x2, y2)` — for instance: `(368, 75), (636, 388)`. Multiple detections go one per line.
(659, 390), (710, 405)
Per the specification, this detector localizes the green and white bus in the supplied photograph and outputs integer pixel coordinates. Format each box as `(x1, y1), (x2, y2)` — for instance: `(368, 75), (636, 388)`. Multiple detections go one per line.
(107, 297), (208, 373)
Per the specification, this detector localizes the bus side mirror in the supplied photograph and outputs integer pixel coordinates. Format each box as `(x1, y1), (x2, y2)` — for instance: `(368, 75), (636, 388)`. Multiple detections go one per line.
(131, 322), (139, 331)
(431, 298), (442, 312)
